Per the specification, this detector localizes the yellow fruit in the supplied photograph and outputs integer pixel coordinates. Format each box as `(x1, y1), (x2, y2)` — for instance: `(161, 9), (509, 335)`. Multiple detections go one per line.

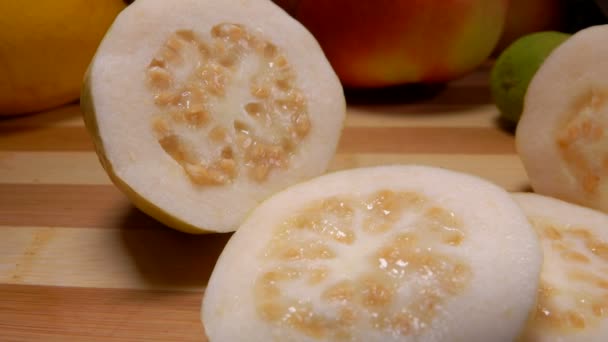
(0, 0), (125, 115)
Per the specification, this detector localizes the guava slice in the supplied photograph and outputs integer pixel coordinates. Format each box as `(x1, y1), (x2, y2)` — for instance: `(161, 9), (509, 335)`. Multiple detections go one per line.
(81, 0), (345, 233)
(202, 165), (542, 341)
(516, 25), (608, 213)
(513, 192), (608, 342)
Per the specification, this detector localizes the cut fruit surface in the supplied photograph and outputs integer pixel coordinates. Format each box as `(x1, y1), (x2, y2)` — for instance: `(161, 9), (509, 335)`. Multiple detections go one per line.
(202, 165), (542, 341)
(81, 0), (345, 233)
(513, 192), (608, 342)
(516, 24), (608, 213)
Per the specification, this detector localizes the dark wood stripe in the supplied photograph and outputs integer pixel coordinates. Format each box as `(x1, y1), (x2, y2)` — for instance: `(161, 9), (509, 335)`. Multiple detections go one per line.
(0, 126), (94, 151)
(0, 284), (206, 341)
(0, 184), (160, 229)
(0, 125), (515, 154)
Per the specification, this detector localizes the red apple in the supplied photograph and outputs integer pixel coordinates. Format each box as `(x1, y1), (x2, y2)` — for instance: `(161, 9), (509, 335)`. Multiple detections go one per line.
(495, 0), (565, 52)
(288, 0), (509, 87)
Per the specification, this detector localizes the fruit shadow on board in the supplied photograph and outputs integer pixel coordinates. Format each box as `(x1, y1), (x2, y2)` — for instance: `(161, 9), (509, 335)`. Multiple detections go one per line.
(118, 205), (232, 289)
(494, 115), (518, 134)
(0, 102), (81, 125)
(0, 104), (90, 150)
(344, 83), (445, 106)
(344, 65), (494, 113)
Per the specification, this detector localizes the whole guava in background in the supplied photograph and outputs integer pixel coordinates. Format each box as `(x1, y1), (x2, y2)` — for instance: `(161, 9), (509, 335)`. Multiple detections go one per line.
(491, 31), (571, 125)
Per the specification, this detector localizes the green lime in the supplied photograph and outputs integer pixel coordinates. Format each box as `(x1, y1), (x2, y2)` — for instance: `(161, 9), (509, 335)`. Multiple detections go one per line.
(491, 31), (571, 125)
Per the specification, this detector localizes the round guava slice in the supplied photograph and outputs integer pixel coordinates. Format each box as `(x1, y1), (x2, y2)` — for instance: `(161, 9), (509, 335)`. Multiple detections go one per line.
(516, 24), (608, 214)
(513, 192), (608, 342)
(202, 165), (542, 341)
(81, 0), (346, 233)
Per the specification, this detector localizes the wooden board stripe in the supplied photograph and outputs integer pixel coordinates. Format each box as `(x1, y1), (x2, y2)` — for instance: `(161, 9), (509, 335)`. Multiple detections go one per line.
(0, 284), (206, 341)
(0, 125), (515, 154)
(0, 227), (229, 290)
(332, 154), (529, 191)
(0, 104), (499, 128)
(0, 152), (110, 185)
(0, 154), (528, 229)
(0, 104), (498, 128)
(0, 184), (154, 229)
(0, 152), (528, 189)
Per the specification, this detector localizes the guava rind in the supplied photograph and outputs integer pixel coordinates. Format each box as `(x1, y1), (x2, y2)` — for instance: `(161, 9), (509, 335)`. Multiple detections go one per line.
(82, 71), (208, 234)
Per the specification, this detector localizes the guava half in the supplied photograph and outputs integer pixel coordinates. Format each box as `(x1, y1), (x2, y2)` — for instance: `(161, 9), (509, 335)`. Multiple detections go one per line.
(203, 165), (542, 341)
(514, 192), (608, 342)
(516, 24), (608, 214)
(81, 0), (345, 233)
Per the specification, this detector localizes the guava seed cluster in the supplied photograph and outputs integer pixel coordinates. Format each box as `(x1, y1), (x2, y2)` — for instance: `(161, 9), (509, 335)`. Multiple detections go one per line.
(254, 190), (470, 340)
(527, 217), (608, 333)
(557, 90), (608, 195)
(146, 24), (311, 186)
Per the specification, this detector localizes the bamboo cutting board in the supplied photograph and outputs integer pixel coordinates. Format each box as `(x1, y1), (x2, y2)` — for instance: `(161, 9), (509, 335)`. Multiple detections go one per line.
(0, 66), (530, 341)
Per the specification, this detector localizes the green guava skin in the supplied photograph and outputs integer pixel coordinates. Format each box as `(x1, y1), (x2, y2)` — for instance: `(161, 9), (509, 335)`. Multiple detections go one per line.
(491, 31), (571, 125)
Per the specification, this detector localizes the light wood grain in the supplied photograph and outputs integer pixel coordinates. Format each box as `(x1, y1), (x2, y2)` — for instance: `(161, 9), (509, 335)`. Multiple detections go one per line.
(0, 125), (513, 153)
(0, 284), (206, 342)
(1, 226), (229, 290)
(330, 154), (529, 191)
(0, 152), (109, 185)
